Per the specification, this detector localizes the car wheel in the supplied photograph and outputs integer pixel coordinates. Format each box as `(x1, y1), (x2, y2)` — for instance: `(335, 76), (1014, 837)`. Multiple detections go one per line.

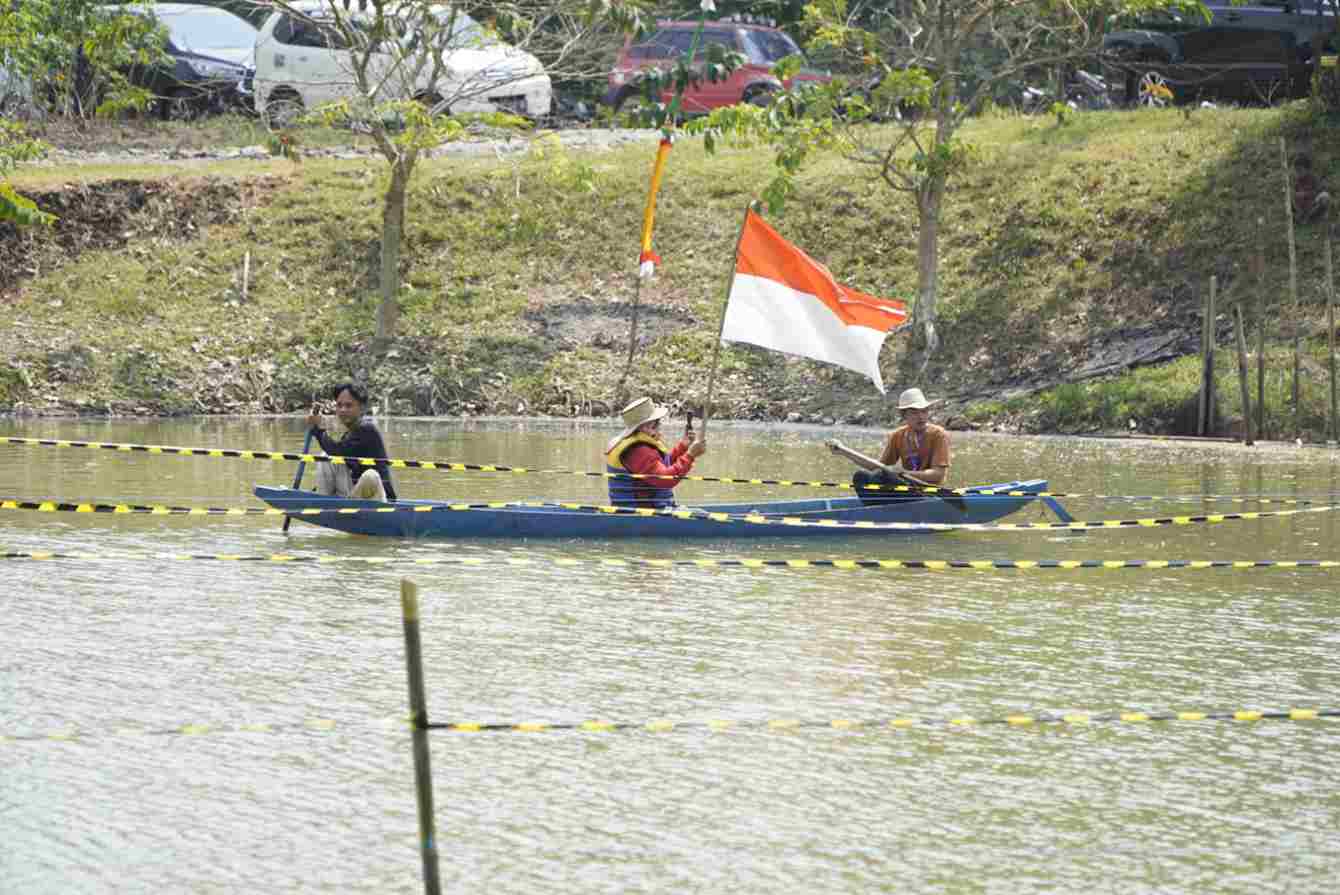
(262, 89), (304, 130)
(1135, 69), (1174, 107)
(159, 87), (200, 122)
(611, 87), (642, 113)
(414, 92), (447, 116)
(613, 88), (654, 125)
(743, 87), (776, 108)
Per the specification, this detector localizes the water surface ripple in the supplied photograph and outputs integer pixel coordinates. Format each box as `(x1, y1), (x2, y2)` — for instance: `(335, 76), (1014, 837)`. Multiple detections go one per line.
(3, 419), (1339, 893)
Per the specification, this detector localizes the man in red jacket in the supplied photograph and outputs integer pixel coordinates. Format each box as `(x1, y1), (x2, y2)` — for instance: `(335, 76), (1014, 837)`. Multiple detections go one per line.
(604, 397), (706, 507)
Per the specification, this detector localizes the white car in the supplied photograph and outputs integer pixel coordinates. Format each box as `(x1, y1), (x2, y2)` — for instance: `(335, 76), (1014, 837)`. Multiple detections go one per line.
(252, 1), (551, 125)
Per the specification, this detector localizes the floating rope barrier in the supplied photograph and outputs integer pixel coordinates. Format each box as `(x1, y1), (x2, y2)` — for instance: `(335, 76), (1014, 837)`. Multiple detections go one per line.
(425, 707), (1340, 733)
(5, 496), (1338, 533)
(7, 435), (1325, 500)
(3, 551), (1339, 570)
(0, 718), (345, 743)
(4, 707), (1335, 744)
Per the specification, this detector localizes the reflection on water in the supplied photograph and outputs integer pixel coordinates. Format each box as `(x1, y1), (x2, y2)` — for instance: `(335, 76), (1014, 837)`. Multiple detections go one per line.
(2, 417), (1340, 894)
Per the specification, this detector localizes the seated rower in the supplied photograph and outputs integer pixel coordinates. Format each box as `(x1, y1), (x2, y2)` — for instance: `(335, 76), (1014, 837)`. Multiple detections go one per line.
(826, 387), (950, 503)
(605, 397), (706, 508)
(305, 382), (398, 502)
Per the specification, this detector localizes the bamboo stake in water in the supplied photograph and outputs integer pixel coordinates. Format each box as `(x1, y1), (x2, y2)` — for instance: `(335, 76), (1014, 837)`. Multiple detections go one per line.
(1199, 276), (1217, 435)
(400, 579), (442, 895)
(1328, 217), (1337, 443)
(1255, 219), (1266, 441)
(1208, 275), (1216, 435)
(1234, 302), (1253, 446)
(1281, 138), (1300, 432)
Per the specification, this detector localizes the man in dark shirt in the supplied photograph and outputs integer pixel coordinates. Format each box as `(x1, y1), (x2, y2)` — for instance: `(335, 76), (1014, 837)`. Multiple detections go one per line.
(304, 382), (398, 501)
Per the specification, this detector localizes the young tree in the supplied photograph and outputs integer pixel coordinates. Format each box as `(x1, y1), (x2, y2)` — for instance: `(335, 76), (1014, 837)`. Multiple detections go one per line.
(694, 0), (1184, 363)
(252, 0), (648, 342)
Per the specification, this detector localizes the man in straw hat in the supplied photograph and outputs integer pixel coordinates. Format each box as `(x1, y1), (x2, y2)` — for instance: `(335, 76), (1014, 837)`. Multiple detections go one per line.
(605, 397), (706, 507)
(826, 387), (951, 501)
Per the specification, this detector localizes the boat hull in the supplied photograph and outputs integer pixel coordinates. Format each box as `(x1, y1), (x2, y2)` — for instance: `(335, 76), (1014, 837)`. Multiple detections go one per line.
(254, 480), (1049, 539)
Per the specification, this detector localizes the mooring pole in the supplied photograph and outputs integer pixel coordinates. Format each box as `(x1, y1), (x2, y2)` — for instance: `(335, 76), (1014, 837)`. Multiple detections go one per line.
(1199, 276), (1216, 435)
(1198, 282), (1208, 436)
(1327, 217), (1337, 444)
(1207, 275), (1217, 435)
(1281, 138), (1300, 433)
(1255, 218), (1267, 440)
(1234, 303), (1253, 446)
(400, 579), (442, 895)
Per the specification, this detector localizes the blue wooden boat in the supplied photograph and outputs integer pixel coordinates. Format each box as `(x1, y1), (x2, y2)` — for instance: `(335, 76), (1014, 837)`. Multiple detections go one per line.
(254, 479), (1054, 539)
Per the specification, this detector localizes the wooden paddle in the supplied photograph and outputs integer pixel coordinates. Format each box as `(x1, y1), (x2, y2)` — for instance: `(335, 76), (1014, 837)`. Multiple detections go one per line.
(826, 438), (967, 512)
(282, 429), (316, 533)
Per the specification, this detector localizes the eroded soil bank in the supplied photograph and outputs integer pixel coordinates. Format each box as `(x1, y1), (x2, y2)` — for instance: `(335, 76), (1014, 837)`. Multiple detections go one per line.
(5, 111), (1335, 439)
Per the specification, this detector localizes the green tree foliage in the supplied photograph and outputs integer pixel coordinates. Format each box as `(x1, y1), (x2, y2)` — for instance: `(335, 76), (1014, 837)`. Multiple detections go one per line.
(0, 120), (54, 227)
(265, 0), (650, 342)
(0, 0), (165, 118)
(690, 0), (1201, 363)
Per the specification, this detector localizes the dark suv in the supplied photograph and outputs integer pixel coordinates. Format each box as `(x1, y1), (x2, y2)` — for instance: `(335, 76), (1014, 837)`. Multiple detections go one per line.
(109, 2), (257, 120)
(604, 19), (831, 113)
(1103, 0), (1338, 105)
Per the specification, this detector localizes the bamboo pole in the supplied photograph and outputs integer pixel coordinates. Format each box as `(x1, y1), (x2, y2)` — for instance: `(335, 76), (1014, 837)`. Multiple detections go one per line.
(1328, 216), (1337, 443)
(1255, 218), (1266, 440)
(1198, 281), (1209, 436)
(1234, 302), (1253, 445)
(1199, 276), (1217, 435)
(400, 579), (442, 895)
(618, 274), (644, 402)
(1281, 138), (1300, 433)
(1207, 275), (1217, 435)
(700, 202), (755, 436)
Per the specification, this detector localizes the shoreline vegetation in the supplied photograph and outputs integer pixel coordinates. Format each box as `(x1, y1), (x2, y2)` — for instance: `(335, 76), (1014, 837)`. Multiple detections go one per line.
(3, 105), (1339, 441)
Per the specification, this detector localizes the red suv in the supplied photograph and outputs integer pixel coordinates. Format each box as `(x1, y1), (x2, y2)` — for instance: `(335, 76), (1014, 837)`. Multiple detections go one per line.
(604, 19), (831, 113)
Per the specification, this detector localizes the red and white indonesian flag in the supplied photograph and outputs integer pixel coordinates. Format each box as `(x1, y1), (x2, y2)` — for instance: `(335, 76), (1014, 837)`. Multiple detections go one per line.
(721, 210), (908, 393)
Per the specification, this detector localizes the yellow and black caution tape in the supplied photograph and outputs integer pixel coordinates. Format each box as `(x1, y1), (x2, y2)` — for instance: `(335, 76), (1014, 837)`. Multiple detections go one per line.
(5, 496), (1339, 533)
(0, 434), (960, 493)
(5, 707), (1336, 744)
(1, 718), (347, 744)
(426, 707), (1340, 734)
(6, 435), (1340, 502)
(3, 550), (1339, 570)
(0, 497), (514, 517)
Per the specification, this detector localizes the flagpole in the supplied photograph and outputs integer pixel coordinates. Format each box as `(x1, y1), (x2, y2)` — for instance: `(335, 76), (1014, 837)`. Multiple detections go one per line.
(701, 201), (756, 437)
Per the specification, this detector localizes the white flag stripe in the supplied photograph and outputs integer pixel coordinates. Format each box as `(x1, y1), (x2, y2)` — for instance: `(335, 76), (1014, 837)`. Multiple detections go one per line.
(722, 273), (889, 393)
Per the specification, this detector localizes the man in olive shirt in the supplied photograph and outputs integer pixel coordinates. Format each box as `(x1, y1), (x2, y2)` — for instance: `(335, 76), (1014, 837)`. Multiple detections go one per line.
(826, 387), (950, 502)
(305, 382), (398, 501)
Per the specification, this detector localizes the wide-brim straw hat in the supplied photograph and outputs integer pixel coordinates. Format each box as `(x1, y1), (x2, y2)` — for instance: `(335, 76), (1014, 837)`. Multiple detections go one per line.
(615, 396), (670, 441)
(896, 387), (935, 410)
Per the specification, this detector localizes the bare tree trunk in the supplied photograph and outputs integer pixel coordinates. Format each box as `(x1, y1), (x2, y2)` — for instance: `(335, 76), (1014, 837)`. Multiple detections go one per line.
(377, 157), (413, 342)
(914, 179), (944, 362)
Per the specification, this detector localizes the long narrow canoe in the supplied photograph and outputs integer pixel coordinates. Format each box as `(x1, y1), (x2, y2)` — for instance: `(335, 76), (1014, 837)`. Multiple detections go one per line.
(254, 479), (1051, 539)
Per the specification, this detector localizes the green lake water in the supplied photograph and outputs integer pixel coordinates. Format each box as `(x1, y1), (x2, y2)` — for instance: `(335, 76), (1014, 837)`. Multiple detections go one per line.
(3, 417), (1339, 893)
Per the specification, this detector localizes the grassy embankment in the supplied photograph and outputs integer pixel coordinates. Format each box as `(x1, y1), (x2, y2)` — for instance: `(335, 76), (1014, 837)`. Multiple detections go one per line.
(3, 103), (1339, 438)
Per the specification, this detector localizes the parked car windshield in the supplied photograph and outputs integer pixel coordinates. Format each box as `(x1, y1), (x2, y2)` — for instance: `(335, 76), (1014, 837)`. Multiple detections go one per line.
(160, 9), (257, 51)
(742, 30), (803, 64)
(433, 9), (498, 47)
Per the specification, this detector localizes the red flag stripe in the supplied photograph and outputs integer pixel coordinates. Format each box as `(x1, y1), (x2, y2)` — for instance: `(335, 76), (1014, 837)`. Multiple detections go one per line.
(735, 210), (906, 331)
